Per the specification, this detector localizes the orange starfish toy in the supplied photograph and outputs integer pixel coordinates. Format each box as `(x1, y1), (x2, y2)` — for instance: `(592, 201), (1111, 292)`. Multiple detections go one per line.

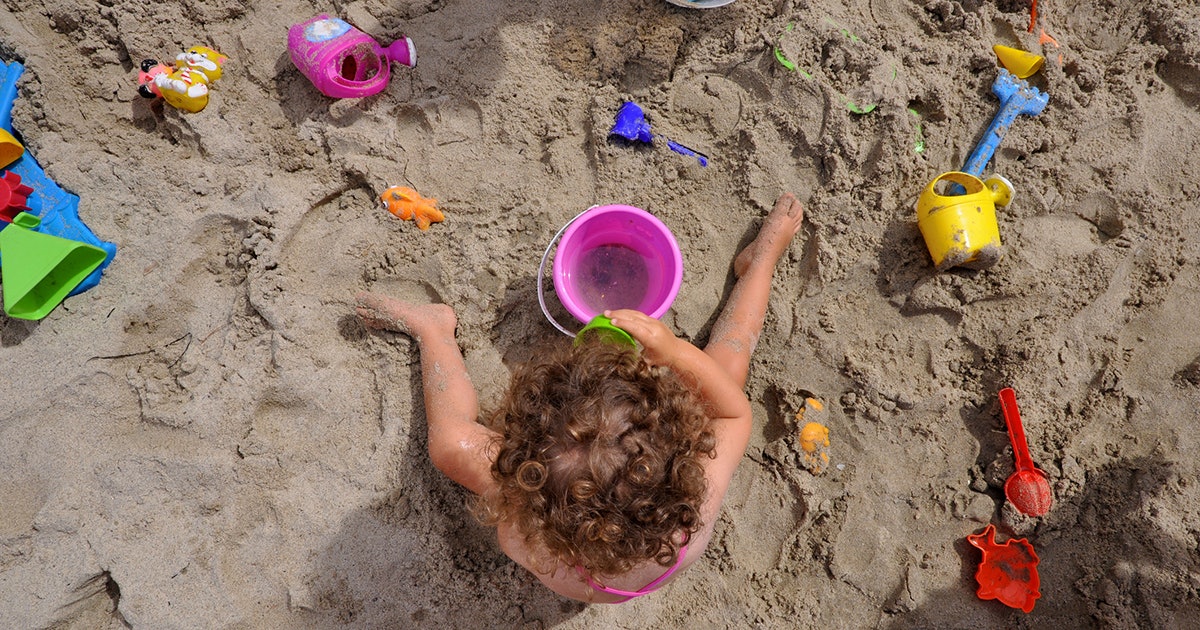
(380, 186), (444, 230)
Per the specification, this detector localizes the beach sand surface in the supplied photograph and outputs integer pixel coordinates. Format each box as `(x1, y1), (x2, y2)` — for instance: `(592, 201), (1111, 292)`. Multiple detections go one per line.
(2, 0), (1199, 627)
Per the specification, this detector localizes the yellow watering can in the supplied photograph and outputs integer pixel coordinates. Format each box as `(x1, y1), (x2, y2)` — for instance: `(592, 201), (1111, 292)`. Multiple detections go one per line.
(916, 172), (1013, 271)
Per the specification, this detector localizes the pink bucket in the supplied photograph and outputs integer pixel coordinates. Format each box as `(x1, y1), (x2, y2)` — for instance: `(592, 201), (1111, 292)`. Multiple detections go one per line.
(549, 205), (683, 325)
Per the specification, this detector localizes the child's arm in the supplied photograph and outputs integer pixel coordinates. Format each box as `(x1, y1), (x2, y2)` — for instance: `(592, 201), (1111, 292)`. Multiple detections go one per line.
(604, 309), (752, 423)
(605, 309), (754, 522)
(357, 294), (499, 496)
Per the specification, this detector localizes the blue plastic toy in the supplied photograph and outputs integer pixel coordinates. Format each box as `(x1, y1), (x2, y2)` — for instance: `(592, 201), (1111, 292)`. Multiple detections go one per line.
(947, 69), (1048, 195)
(963, 69), (1048, 177)
(0, 60), (116, 295)
(611, 101), (708, 167)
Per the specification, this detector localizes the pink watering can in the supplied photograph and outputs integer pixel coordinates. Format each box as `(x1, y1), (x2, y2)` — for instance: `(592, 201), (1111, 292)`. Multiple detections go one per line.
(288, 14), (416, 99)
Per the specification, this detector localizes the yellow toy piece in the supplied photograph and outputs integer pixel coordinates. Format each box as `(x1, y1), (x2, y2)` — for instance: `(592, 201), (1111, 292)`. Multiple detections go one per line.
(151, 46), (228, 113)
(993, 45), (1045, 79)
(795, 397), (831, 474)
(380, 186), (444, 230)
(916, 172), (1013, 271)
(0, 128), (23, 169)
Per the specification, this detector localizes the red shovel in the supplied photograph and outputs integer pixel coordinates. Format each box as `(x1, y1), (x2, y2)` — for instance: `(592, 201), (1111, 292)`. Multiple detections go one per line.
(999, 388), (1053, 516)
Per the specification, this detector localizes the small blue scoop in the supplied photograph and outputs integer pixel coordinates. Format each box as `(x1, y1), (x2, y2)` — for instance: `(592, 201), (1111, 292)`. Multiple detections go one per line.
(611, 101), (708, 167)
(612, 102), (654, 143)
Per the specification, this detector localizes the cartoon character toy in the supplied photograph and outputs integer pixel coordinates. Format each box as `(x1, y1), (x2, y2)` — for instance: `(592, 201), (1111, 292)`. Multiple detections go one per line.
(137, 46), (228, 113)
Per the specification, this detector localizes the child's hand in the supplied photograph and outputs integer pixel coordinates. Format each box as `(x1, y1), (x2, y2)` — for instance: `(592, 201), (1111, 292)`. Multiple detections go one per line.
(604, 309), (679, 366)
(356, 292), (457, 341)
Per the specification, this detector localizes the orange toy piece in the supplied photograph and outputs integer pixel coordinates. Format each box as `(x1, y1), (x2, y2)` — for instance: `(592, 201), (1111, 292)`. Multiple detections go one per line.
(967, 524), (1041, 613)
(795, 397), (831, 474)
(380, 186), (444, 230)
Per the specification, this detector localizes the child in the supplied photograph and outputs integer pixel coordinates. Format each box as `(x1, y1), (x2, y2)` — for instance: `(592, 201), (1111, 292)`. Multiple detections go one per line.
(355, 192), (804, 603)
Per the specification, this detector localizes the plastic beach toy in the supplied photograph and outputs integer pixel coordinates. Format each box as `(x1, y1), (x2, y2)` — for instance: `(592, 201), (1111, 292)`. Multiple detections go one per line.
(0, 128), (22, 169)
(916, 171), (1013, 271)
(553, 205), (683, 323)
(136, 46), (228, 113)
(993, 45), (1045, 79)
(794, 397), (831, 474)
(963, 69), (1048, 179)
(0, 60), (116, 295)
(611, 102), (708, 166)
(574, 314), (636, 348)
(999, 388), (1053, 517)
(612, 102), (653, 144)
(1, 211), (106, 319)
(288, 14), (416, 99)
(944, 69), (1048, 196)
(537, 205), (683, 337)
(380, 185), (443, 230)
(967, 524), (1041, 613)
(798, 421), (830, 474)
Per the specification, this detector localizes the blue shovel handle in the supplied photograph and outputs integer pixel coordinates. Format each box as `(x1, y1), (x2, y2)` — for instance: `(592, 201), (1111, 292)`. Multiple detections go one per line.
(950, 70), (1049, 194)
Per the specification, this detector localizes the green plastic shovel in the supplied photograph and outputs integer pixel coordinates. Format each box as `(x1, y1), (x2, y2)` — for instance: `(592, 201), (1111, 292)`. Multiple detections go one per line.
(1, 211), (106, 319)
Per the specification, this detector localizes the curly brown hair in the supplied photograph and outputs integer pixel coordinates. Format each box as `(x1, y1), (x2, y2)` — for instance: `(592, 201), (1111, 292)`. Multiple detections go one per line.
(477, 339), (717, 577)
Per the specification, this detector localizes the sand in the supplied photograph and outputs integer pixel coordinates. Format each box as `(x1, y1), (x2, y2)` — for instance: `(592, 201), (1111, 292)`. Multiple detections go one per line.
(2, 0), (1199, 627)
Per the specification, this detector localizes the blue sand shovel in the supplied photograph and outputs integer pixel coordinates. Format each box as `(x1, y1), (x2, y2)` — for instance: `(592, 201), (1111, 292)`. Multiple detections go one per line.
(611, 102), (709, 167)
(964, 69), (1048, 176)
(949, 69), (1048, 194)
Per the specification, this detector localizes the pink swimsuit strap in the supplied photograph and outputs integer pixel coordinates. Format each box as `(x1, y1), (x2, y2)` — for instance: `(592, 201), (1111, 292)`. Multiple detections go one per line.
(577, 544), (689, 602)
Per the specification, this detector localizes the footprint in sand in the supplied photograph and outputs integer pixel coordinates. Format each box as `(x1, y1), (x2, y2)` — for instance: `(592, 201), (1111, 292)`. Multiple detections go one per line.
(670, 74), (750, 138)
(370, 278), (444, 307)
(389, 97), (486, 190)
(1016, 214), (1105, 272)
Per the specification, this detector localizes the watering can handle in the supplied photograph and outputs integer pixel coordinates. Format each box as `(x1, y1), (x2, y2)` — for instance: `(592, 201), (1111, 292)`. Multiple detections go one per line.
(537, 206), (595, 338)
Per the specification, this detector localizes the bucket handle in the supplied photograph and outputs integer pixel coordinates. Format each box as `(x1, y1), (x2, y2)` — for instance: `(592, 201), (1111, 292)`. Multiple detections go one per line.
(537, 206), (596, 338)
